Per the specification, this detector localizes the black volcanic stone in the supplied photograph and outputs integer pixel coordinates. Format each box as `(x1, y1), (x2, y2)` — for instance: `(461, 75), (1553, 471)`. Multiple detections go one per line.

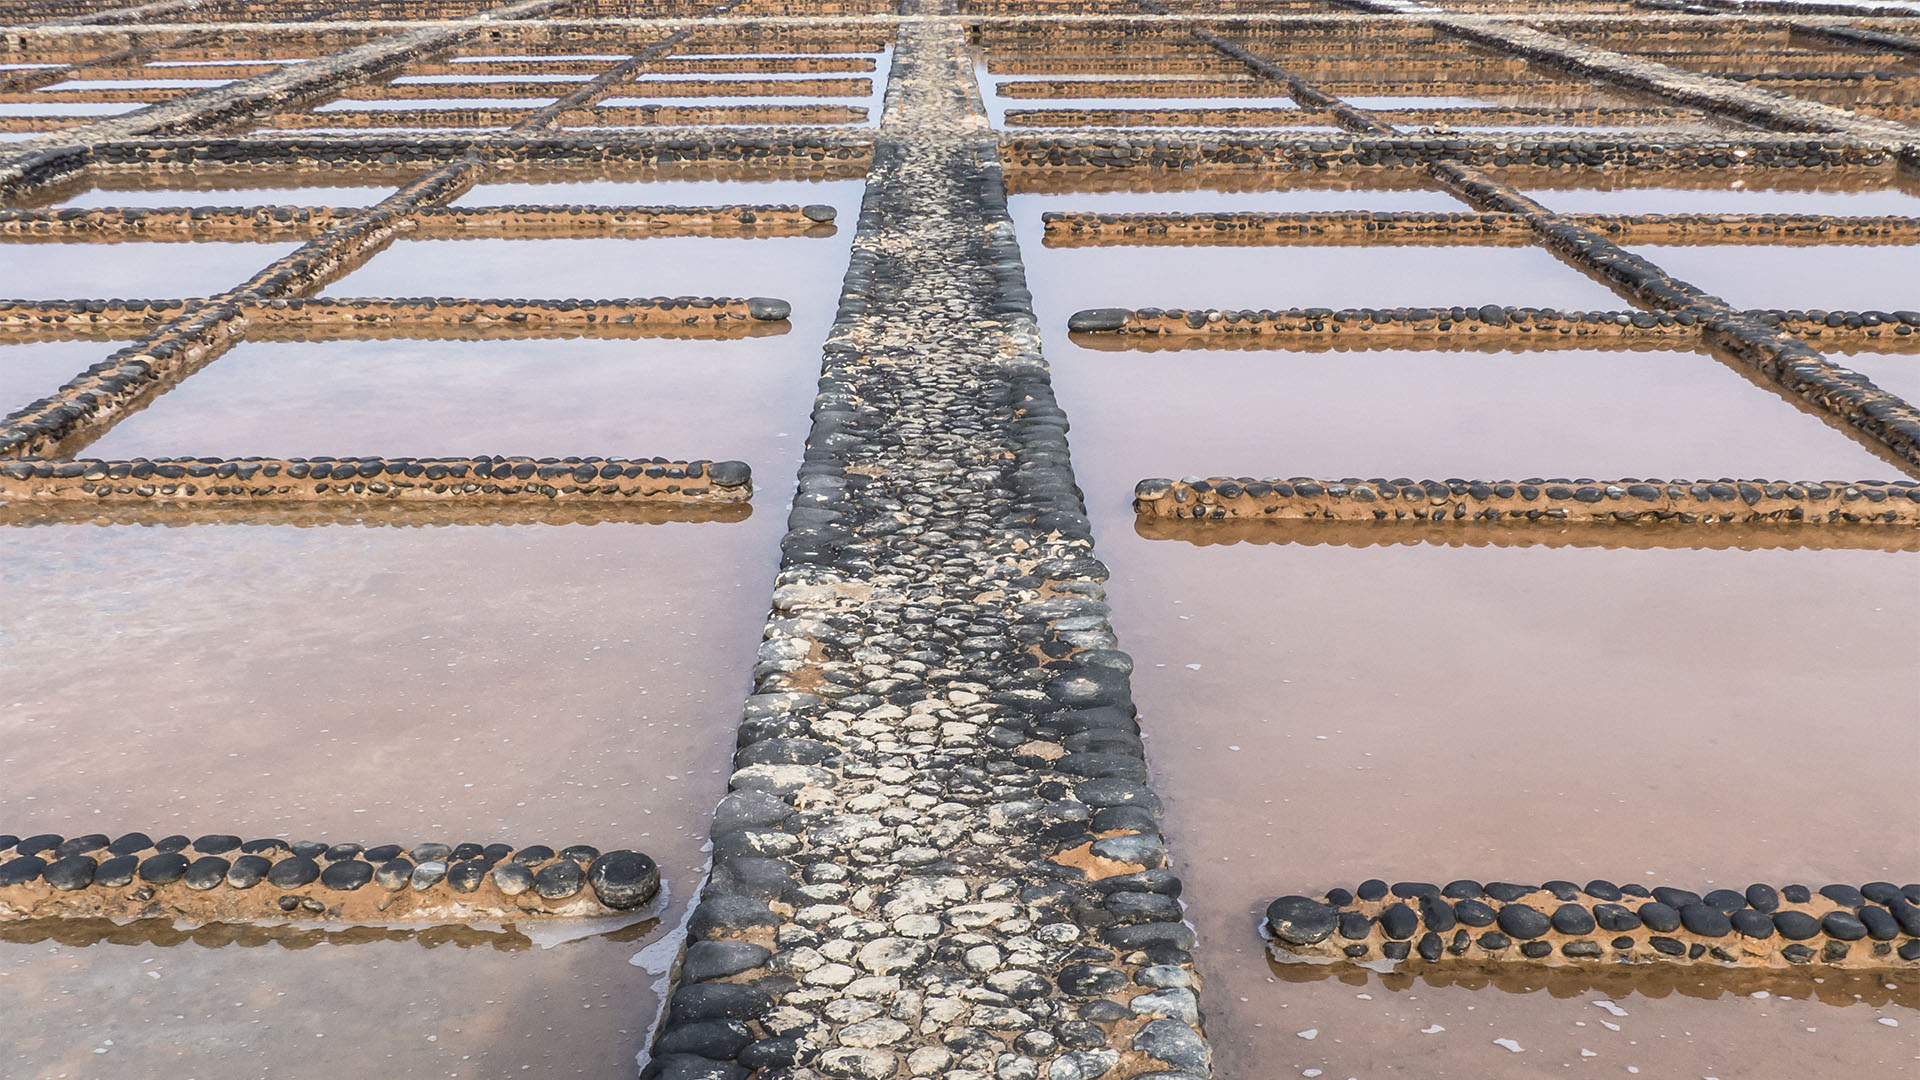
(512, 845), (555, 867)
(1862, 882), (1901, 905)
(291, 841), (328, 859)
(739, 1038), (801, 1069)
(241, 839), (289, 855)
(1649, 936), (1685, 956)
(1652, 887), (1701, 909)
(43, 856), (96, 891)
(16, 834), (61, 857)
(108, 833), (153, 856)
(1476, 931), (1510, 951)
(1520, 941), (1552, 958)
(1857, 906), (1898, 941)
(184, 857), (230, 890)
(227, 855), (271, 889)
(154, 835), (190, 854)
(1453, 899), (1496, 927)
(1338, 911), (1373, 940)
(1391, 881), (1438, 900)
(1594, 904), (1639, 932)
(1773, 911), (1821, 940)
(668, 984), (772, 1025)
(1680, 904), (1731, 937)
(681, 941), (771, 983)
(1441, 880), (1484, 900)
(1819, 884), (1865, 910)
(138, 853), (189, 884)
(1781, 885), (1811, 904)
(588, 851), (660, 910)
(657, 1020), (753, 1059)
(1745, 884), (1780, 913)
(364, 845), (403, 863)
(1730, 909), (1775, 939)
(1058, 963), (1128, 996)
(491, 863), (534, 896)
(1266, 895), (1338, 945)
(1543, 881), (1578, 901)
(1782, 944), (1815, 964)
(193, 835), (241, 855)
(560, 844), (599, 864)
(1583, 880), (1622, 901)
(1552, 904), (1596, 935)
(322, 860), (373, 891)
(1702, 889), (1746, 913)
(1638, 902), (1682, 933)
(1890, 900), (1920, 937)
(1419, 894), (1455, 932)
(96, 855), (138, 887)
(1416, 932), (1442, 961)
(0, 836), (14, 854)
(451, 843), (485, 861)
(1821, 911), (1868, 941)
(1379, 903), (1418, 940)
(1381, 940), (1410, 961)
(324, 843), (363, 862)
(534, 860), (585, 899)
(0, 856), (46, 886)
(482, 843), (513, 863)
(412, 843), (453, 862)
(1496, 904), (1550, 940)
(1324, 888), (1353, 906)
(1485, 882), (1532, 902)
(267, 856), (320, 888)
(374, 859), (413, 891)
(54, 835), (108, 859)
(446, 860), (488, 893)
(1356, 879), (1389, 901)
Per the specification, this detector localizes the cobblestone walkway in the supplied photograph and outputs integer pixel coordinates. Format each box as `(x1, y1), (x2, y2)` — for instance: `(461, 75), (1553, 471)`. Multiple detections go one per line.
(647, 13), (1207, 1080)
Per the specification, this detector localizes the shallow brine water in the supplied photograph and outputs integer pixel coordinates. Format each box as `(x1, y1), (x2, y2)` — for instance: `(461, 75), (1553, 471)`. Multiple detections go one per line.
(0, 178), (861, 1077)
(0, 240), (303, 299)
(1628, 245), (1920, 312)
(1019, 186), (1920, 1078)
(0, 339), (128, 416)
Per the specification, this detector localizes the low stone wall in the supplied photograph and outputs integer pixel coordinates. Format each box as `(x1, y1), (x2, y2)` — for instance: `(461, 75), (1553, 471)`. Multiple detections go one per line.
(0, 203), (838, 240)
(1133, 476), (1920, 526)
(0, 832), (661, 922)
(0, 295), (791, 339)
(1066, 304), (1708, 343)
(1265, 880), (1920, 970)
(1040, 210), (1920, 246)
(0, 456), (752, 503)
(1001, 133), (1902, 174)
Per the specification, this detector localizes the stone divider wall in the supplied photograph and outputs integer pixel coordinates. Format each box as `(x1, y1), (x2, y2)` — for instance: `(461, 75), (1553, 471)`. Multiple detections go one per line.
(0, 202), (838, 239)
(0, 455), (753, 503)
(644, 15), (1212, 1080)
(1265, 881), (1920, 969)
(1133, 475), (1920, 527)
(0, 832), (664, 922)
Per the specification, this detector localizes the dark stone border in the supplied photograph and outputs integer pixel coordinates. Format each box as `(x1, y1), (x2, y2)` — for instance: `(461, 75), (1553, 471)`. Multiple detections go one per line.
(0, 456), (752, 503)
(1134, 475), (1920, 526)
(0, 831), (662, 920)
(1265, 880), (1920, 969)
